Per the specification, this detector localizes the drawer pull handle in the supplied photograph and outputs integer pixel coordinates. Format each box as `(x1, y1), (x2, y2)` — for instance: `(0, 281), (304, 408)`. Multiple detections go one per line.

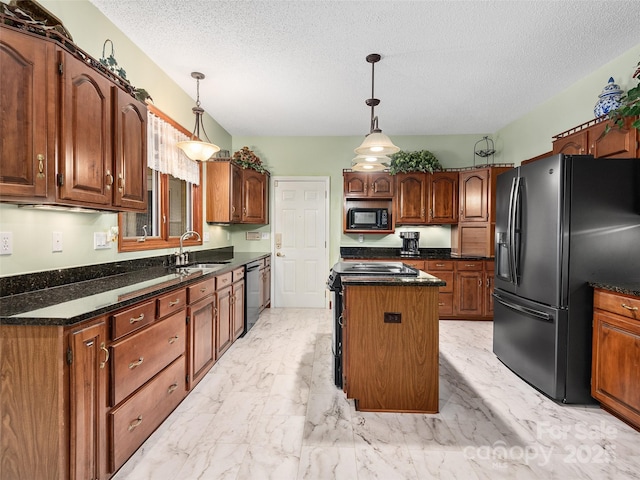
(200, 287), (207, 293)
(168, 383), (178, 394)
(99, 342), (109, 369)
(621, 303), (639, 312)
(465, 264), (477, 267)
(169, 299), (181, 307)
(129, 313), (145, 324)
(168, 335), (179, 344)
(129, 357), (144, 369)
(436, 263), (445, 267)
(128, 416), (143, 432)
(438, 302), (445, 306)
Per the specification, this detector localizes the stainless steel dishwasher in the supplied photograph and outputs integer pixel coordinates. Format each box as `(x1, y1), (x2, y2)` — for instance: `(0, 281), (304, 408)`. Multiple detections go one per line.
(245, 260), (261, 334)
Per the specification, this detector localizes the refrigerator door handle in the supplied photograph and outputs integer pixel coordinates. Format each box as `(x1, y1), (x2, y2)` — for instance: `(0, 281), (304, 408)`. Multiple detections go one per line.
(493, 293), (552, 322)
(509, 177), (521, 285)
(506, 177), (517, 284)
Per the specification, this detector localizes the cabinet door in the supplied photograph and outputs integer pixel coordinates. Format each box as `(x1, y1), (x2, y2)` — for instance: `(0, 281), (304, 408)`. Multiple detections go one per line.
(242, 169), (268, 224)
(369, 173), (394, 197)
(232, 280), (245, 340)
(216, 285), (233, 356)
(112, 87), (147, 211)
(429, 172), (458, 224)
(343, 172), (368, 197)
(395, 173), (427, 224)
(58, 50), (113, 206)
(459, 169), (488, 222)
(0, 27), (54, 199)
(552, 130), (588, 155)
(231, 163), (243, 222)
(69, 319), (109, 480)
(188, 295), (216, 389)
(455, 265), (484, 316)
(206, 161), (233, 223)
(589, 118), (638, 158)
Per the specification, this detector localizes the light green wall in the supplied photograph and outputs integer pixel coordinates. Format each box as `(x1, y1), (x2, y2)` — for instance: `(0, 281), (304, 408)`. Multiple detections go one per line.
(1, 1), (638, 276)
(495, 44), (640, 164)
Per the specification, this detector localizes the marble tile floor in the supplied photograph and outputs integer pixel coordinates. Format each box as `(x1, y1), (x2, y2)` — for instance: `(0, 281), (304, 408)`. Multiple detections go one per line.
(113, 308), (640, 480)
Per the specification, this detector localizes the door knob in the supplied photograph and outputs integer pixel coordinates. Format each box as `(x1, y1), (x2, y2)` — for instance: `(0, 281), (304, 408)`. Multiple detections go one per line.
(276, 252), (285, 257)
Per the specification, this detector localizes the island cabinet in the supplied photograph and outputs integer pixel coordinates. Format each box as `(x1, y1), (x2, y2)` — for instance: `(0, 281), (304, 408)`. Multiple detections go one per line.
(395, 171), (458, 225)
(187, 277), (216, 389)
(343, 283), (439, 413)
(0, 25), (148, 212)
(454, 260), (494, 319)
(206, 160), (270, 224)
(552, 116), (639, 159)
(591, 289), (640, 431)
(451, 166), (512, 258)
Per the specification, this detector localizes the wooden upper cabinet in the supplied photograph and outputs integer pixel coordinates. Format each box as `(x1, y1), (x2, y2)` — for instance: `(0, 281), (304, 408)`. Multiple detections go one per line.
(552, 117), (639, 159)
(459, 168), (489, 222)
(344, 172), (394, 197)
(242, 168), (269, 224)
(206, 160), (269, 224)
(395, 173), (427, 223)
(112, 87), (148, 211)
(0, 27), (55, 200)
(58, 49), (114, 206)
(0, 26), (147, 212)
(428, 171), (458, 224)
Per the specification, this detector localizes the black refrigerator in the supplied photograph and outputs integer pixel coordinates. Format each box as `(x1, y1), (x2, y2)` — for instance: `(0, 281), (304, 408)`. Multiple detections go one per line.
(493, 154), (640, 404)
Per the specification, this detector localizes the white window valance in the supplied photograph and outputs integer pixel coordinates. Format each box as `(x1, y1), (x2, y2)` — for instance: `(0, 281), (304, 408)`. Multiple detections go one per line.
(147, 111), (200, 185)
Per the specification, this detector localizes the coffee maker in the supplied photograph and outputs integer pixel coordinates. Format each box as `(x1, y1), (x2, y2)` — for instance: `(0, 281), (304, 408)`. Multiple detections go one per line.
(400, 231), (420, 257)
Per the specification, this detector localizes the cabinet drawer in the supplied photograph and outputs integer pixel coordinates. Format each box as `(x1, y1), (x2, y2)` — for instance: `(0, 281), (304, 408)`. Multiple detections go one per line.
(157, 289), (186, 319)
(427, 260), (454, 271)
(187, 278), (214, 304)
(111, 300), (156, 340)
(594, 290), (640, 321)
(437, 293), (454, 316)
(111, 310), (186, 405)
(110, 355), (186, 471)
(233, 267), (245, 282)
(216, 272), (233, 289)
(456, 260), (484, 271)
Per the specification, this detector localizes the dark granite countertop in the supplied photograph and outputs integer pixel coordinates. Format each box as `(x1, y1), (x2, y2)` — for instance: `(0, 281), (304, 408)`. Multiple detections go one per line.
(0, 249), (270, 326)
(339, 247), (490, 261)
(341, 270), (446, 287)
(590, 282), (640, 298)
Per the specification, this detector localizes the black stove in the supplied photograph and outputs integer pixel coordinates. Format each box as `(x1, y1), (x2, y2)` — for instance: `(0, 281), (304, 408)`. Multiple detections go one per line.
(327, 261), (419, 388)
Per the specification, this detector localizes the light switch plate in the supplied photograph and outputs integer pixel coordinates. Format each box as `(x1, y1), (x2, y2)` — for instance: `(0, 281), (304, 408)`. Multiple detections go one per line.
(94, 232), (110, 250)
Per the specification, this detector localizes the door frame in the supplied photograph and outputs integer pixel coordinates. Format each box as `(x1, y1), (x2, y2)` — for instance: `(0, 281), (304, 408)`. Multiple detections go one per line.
(270, 175), (331, 309)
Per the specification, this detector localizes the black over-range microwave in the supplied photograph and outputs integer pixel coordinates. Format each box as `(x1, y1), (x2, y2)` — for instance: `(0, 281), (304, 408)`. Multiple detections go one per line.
(347, 208), (390, 230)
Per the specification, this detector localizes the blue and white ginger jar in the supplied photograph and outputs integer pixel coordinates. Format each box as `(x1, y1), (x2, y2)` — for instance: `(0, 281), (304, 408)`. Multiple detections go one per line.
(594, 77), (623, 118)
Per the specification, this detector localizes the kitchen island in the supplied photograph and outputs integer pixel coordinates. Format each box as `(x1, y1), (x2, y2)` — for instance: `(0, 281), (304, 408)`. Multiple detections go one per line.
(341, 271), (445, 413)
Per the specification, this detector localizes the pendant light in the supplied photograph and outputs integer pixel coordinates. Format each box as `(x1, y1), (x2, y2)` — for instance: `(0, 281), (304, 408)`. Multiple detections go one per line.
(353, 53), (399, 167)
(176, 72), (221, 161)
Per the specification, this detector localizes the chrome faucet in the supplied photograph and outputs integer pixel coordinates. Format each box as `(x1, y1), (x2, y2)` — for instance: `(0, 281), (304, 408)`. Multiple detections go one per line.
(177, 230), (201, 266)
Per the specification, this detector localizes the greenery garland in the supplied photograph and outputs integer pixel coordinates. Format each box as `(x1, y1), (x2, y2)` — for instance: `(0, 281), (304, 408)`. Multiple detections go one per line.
(388, 150), (442, 175)
(606, 59), (640, 132)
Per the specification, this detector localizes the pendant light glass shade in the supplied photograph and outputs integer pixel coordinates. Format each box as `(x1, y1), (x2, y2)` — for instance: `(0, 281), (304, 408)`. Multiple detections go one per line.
(176, 72), (220, 161)
(176, 139), (220, 161)
(351, 153), (390, 171)
(354, 131), (399, 156)
(351, 161), (387, 172)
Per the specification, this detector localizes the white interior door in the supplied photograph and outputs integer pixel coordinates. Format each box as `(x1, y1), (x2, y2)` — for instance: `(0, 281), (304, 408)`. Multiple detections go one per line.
(272, 177), (329, 308)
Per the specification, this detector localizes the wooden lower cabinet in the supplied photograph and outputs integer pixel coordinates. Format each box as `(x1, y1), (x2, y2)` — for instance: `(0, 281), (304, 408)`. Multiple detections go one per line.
(69, 318), (110, 480)
(187, 278), (216, 389)
(426, 260), (455, 317)
(592, 289), (640, 431)
(232, 269), (246, 341)
(216, 271), (234, 357)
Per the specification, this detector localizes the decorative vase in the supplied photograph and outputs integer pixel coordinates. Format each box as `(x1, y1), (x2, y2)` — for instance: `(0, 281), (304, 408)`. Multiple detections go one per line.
(594, 77), (623, 118)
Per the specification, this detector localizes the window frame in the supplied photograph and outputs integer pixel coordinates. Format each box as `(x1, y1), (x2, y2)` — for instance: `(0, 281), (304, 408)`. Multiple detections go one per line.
(117, 105), (203, 253)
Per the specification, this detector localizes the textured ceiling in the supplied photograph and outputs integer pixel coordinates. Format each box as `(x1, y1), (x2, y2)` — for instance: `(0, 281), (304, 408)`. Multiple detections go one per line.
(88, 0), (640, 137)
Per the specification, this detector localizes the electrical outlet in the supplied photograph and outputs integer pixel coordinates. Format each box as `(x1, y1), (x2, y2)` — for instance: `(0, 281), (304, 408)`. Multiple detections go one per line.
(52, 231), (63, 252)
(358, 234), (364, 243)
(0, 232), (13, 255)
(261, 232), (270, 240)
(203, 232), (210, 242)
